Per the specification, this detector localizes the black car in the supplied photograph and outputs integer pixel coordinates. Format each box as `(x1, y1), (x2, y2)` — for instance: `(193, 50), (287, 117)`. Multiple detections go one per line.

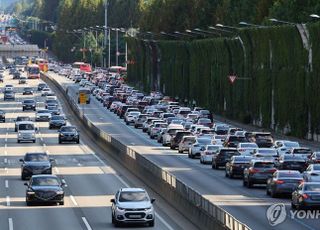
(266, 170), (303, 197)
(20, 152), (53, 180)
(38, 83), (48, 91)
(23, 87), (34, 95)
(278, 155), (307, 172)
(15, 116), (32, 131)
(212, 148), (240, 169)
(22, 99), (36, 111)
(291, 182), (320, 210)
(0, 110), (5, 122)
(25, 175), (65, 206)
(4, 90), (15, 100)
(47, 105), (60, 115)
(225, 155), (252, 178)
(0, 74), (3, 83)
(49, 115), (66, 129)
(223, 135), (248, 148)
(58, 126), (80, 144)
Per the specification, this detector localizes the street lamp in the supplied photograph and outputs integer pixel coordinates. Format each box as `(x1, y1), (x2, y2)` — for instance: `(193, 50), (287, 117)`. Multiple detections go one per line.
(215, 23), (239, 30)
(185, 29), (207, 38)
(268, 18), (295, 25)
(104, 0), (109, 67)
(194, 28), (221, 37)
(239, 21), (266, 28)
(160, 31), (180, 39)
(310, 14), (320, 19)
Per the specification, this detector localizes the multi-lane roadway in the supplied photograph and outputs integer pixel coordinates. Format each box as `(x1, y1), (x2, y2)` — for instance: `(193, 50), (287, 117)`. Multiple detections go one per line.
(0, 70), (195, 230)
(45, 72), (320, 230)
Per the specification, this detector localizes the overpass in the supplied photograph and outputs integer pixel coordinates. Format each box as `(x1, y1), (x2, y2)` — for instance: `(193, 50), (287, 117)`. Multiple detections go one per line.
(0, 44), (40, 58)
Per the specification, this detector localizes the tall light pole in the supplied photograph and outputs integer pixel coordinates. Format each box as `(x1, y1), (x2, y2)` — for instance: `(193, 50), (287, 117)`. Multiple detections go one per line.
(104, 0), (108, 68)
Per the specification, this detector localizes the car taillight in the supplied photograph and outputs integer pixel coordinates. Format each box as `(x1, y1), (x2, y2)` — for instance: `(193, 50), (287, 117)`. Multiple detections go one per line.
(275, 180), (284, 184)
(302, 194), (309, 199)
(238, 149), (245, 152)
(299, 180), (304, 184)
(268, 169), (277, 173)
(205, 151), (212, 155)
(249, 168), (259, 174)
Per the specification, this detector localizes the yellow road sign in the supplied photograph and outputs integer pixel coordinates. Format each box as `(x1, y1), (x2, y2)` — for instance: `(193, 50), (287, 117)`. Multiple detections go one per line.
(79, 92), (87, 104)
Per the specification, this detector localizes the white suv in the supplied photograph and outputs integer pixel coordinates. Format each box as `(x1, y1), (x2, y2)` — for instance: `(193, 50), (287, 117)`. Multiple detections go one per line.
(111, 188), (155, 227)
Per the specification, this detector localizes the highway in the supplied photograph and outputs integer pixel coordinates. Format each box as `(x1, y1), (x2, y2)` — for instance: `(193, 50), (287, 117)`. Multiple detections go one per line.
(45, 72), (320, 230)
(0, 70), (196, 230)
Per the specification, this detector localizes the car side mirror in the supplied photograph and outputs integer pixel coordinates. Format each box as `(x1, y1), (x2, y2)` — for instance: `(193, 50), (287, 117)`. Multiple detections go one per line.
(24, 183), (28, 186)
(19, 159), (24, 162)
(151, 198), (156, 203)
(110, 198), (115, 203)
(49, 158), (55, 162)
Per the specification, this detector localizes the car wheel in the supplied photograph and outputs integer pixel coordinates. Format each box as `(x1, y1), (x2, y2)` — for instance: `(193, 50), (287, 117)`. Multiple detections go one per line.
(170, 145), (174, 150)
(33, 140), (35, 143)
(271, 190), (277, 198)
(225, 170), (229, 177)
(149, 219), (155, 227)
(247, 180), (253, 188)
(190, 153), (195, 159)
(59, 201), (64, 205)
(59, 139), (62, 144)
(266, 187), (270, 195)
(26, 201), (33, 206)
(243, 179), (247, 187)
(21, 174), (26, 180)
(291, 202), (297, 210)
(76, 139), (80, 144)
(178, 149), (183, 153)
(22, 108), (24, 111)
(114, 219), (121, 227)
(229, 172), (234, 179)
(17, 140), (20, 143)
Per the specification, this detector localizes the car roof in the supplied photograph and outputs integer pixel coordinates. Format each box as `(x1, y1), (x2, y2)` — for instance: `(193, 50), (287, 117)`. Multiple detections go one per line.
(31, 174), (58, 179)
(18, 121), (34, 124)
(120, 188), (146, 192)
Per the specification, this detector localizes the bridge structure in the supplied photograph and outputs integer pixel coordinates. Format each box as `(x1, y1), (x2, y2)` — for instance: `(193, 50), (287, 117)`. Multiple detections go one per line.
(0, 44), (40, 58)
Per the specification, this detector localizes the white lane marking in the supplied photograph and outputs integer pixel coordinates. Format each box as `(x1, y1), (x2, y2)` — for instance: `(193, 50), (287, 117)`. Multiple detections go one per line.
(77, 163), (82, 167)
(5, 144), (7, 148)
(5, 167), (8, 174)
(4, 158), (7, 164)
(8, 218), (13, 230)
(4, 150), (7, 155)
(70, 195), (78, 206)
(54, 167), (59, 173)
(6, 196), (10, 206)
(61, 179), (68, 187)
(81, 217), (93, 230)
(40, 137), (43, 141)
(43, 143), (46, 147)
(5, 180), (8, 188)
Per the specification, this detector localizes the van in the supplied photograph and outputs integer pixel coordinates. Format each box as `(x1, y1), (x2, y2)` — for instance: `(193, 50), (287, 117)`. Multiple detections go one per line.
(17, 121), (37, 143)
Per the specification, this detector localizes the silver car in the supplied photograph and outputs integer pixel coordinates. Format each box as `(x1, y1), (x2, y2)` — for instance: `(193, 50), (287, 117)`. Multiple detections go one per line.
(111, 188), (155, 227)
(303, 164), (320, 182)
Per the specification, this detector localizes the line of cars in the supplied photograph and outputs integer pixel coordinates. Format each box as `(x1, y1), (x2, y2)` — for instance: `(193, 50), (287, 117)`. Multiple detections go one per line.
(64, 67), (320, 210)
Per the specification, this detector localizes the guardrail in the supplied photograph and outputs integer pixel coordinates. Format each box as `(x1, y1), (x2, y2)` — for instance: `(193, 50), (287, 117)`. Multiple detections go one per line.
(42, 72), (251, 230)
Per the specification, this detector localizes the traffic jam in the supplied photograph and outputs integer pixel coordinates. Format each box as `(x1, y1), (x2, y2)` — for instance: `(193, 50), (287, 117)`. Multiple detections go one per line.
(49, 62), (320, 211)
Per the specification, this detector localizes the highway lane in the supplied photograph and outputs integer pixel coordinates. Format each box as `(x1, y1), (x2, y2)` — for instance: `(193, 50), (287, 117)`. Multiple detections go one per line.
(47, 72), (320, 230)
(0, 71), (191, 230)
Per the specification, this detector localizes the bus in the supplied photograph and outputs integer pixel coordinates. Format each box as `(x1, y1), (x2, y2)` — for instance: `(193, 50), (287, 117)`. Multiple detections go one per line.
(77, 87), (91, 104)
(72, 62), (92, 73)
(36, 58), (48, 72)
(27, 64), (40, 79)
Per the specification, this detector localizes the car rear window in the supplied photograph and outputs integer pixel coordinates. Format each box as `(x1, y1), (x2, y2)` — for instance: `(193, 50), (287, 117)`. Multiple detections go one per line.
(278, 172), (302, 178)
(304, 184), (320, 191)
(254, 162), (275, 168)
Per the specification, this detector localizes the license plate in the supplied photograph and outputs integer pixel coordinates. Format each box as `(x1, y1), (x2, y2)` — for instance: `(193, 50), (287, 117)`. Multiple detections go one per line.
(129, 215), (141, 218)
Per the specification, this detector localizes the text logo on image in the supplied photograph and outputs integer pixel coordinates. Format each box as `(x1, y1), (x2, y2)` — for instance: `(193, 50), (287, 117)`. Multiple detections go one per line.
(266, 203), (287, 226)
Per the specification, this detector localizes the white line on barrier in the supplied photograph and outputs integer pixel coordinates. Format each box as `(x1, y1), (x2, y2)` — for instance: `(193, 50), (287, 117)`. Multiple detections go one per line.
(4, 144), (7, 148)
(61, 179), (67, 187)
(6, 196), (10, 206)
(4, 158), (7, 164)
(5, 180), (8, 188)
(54, 167), (59, 173)
(70, 195), (78, 206)
(81, 217), (92, 230)
(4, 150), (7, 155)
(8, 218), (13, 230)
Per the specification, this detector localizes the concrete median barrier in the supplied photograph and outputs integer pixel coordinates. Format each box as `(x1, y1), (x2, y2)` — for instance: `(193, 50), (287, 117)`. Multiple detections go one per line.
(42, 73), (250, 230)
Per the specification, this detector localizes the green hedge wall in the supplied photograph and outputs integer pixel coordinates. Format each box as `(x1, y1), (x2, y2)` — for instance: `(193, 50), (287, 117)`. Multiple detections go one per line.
(127, 23), (320, 139)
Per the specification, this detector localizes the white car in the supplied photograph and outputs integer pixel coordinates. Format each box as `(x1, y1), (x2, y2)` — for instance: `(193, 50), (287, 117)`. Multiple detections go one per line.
(161, 125), (184, 146)
(253, 148), (279, 160)
(150, 122), (167, 139)
(41, 88), (51, 96)
(111, 188), (155, 227)
(212, 135), (227, 145)
(188, 137), (212, 159)
(303, 164), (320, 182)
(36, 110), (52, 121)
(17, 121), (36, 143)
(178, 136), (196, 153)
(200, 144), (222, 164)
(5, 84), (14, 91)
(237, 142), (259, 155)
(273, 140), (300, 156)
(124, 111), (141, 125)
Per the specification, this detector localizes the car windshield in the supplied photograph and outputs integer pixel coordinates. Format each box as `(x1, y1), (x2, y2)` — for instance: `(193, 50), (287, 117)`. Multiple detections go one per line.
(119, 191), (149, 202)
(293, 149), (312, 154)
(312, 165), (320, 170)
(38, 110), (49, 114)
(207, 146), (219, 151)
(18, 124), (34, 130)
(61, 127), (76, 132)
(47, 100), (57, 104)
(51, 116), (64, 120)
(17, 117), (30, 121)
(304, 184), (320, 192)
(24, 88), (32, 91)
(278, 172), (302, 178)
(258, 149), (277, 154)
(197, 138), (212, 145)
(254, 162), (275, 168)
(31, 177), (60, 186)
(25, 154), (48, 162)
(240, 143), (257, 148)
(24, 100), (34, 103)
(284, 142), (299, 148)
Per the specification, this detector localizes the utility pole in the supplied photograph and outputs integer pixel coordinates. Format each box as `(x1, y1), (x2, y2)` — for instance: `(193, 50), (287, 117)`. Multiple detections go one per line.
(116, 28), (119, 66)
(108, 28), (111, 67)
(104, 0), (108, 68)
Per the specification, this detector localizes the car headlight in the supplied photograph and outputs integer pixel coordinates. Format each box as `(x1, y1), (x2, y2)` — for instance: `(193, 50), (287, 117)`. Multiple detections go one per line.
(31, 133), (35, 137)
(56, 191), (64, 195)
(18, 133), (22, 137)
(116, 206), (125, 211)
(27, 191), (35, 195)
(60, 134), (64, 137)
(145, 207), (152, 211)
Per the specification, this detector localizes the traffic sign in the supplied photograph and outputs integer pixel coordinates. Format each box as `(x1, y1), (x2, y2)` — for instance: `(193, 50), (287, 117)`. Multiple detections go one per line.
(228, 75), (237, 84)
(79, 92), (87, 104)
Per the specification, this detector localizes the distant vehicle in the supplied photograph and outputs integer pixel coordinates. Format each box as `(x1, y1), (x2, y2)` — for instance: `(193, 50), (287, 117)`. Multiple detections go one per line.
(27, 64), (40, 79)
(25, 175), (65, 206)
(58, 126), (79, 144)
(212, 148), (240, 169)
(17, 121), (37, 143)
(36, 110), (52, 121)
(77, 87), (91, 104)
(37, 83), (47, 91)
(303, 164), (320, 182)
(20, 152), (53, 180)
(49, 115), (66, 129)
(72, 61), (91, 73)
(22, 99), (36, 111)
(4, 90), (15, 100)
(15, 116), (32, 132)
(0, 109), (5, 122)
(41, 88), (51, 96)
(19, 76), (27, 84)
(225, 155), (252, 178)
(110, 188), (155, 227)
(22, 87), (33, 95)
